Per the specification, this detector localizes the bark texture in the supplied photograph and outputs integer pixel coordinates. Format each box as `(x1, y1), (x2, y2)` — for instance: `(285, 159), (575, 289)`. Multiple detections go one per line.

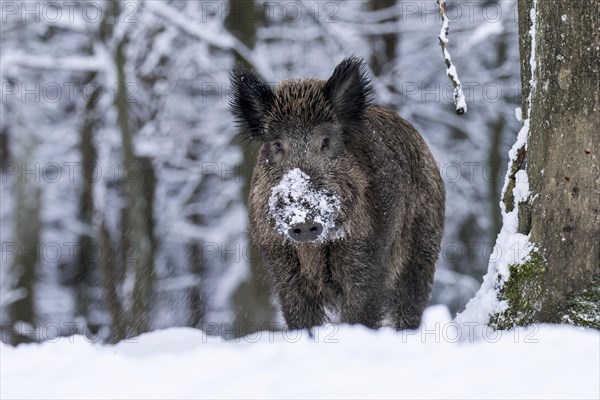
(515, 0), (599, 324)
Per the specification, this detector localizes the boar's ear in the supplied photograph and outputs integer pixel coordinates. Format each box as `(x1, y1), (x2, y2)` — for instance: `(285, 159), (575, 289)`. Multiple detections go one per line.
(229, 66), (275, 141)
(323, 56), (373, 125)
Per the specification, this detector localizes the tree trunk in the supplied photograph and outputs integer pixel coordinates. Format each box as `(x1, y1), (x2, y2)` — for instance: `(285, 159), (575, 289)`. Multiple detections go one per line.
(99, 220), (127, 342)
(95, 0), (157, 340)
(186, 213), (206, 328)
(9, 181), (41, 344)
(74, 72), (100, 321)
(526, 0), (599, 322)
(114, 33), (156, 336)
(225, 0), (276, 336)
(497, 0), (599, 327)
(369, 0), (397, 77)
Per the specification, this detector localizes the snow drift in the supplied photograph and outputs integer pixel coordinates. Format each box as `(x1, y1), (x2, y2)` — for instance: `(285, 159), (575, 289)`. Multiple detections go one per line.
(2, 306), (598, 399)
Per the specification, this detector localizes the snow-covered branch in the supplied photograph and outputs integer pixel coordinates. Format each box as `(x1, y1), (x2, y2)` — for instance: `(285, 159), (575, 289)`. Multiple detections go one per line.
(437, 0), (467, 115)
(1, 53), (103, 73)
(143, 1), (275, 80)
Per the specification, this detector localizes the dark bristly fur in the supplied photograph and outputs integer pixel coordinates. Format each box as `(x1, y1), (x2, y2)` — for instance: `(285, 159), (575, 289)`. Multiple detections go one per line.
(229, 66), (275, 141)
(322, 56), (373, 124)
(229, 57), (445, 330)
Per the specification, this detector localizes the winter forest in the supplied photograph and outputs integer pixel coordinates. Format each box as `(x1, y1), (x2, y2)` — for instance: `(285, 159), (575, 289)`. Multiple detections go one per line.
(1, 0), (598, 399)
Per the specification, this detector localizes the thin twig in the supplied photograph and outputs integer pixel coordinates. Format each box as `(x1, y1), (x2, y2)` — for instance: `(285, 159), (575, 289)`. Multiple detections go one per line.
(437, 0), (467, 115)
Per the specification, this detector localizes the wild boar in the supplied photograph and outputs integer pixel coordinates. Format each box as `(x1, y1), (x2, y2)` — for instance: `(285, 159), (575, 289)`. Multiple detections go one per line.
(229, 57), (445, 330)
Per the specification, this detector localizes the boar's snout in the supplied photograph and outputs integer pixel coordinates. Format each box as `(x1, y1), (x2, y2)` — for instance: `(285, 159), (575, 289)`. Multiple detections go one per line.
(268, 168), (344, 244)
(288, 220), (324, 243)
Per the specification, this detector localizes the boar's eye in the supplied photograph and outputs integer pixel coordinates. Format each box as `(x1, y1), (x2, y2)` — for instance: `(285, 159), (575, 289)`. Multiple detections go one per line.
(321, 137), (330, 150)
(273, 141), (284, 153)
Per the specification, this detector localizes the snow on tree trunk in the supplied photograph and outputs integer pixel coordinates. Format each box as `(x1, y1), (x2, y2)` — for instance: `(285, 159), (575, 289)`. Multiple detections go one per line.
(458, 0), (600, 329)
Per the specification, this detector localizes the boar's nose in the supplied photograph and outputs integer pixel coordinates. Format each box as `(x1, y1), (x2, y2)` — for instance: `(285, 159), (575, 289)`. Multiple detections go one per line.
(288, 221), (323, 243)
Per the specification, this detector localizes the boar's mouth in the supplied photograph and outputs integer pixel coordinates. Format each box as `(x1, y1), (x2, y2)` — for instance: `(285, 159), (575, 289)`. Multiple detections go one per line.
(268, 168), (344, 243)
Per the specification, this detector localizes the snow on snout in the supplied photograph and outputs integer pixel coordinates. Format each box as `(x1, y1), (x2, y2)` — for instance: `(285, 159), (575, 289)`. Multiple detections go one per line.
(268, 168), (343, 241)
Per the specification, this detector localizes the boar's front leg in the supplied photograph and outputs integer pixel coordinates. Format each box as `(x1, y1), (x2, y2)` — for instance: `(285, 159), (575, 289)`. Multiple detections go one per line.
(330, 240), (386, 328)
(262, 247), (326, 330)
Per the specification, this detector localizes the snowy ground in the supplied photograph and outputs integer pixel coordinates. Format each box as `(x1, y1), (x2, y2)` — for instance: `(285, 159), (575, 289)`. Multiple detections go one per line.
(2, 306), (598, 399)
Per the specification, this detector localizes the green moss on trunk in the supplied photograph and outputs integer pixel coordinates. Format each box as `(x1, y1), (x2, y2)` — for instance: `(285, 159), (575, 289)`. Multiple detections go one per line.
(562, 276), (600, 329)
(490, 251), (546, 329)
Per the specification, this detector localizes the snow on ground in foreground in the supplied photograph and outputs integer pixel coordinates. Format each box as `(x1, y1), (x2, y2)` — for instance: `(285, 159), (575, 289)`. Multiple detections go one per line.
(2, 306), (599, 400)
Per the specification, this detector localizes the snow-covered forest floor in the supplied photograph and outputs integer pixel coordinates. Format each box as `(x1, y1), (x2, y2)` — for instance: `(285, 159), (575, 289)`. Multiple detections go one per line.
(2, 306), (598, 399)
